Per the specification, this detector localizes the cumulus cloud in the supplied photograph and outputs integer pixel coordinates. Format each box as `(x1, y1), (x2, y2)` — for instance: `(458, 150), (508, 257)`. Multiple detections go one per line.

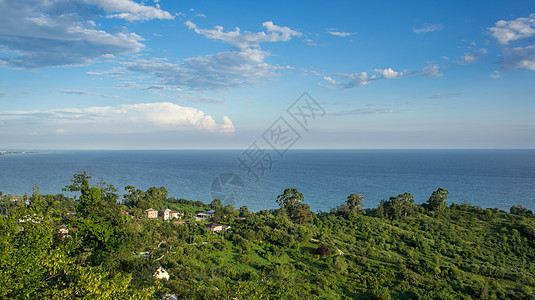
(0, 102), (234, 134)
(184, 20), (301, 49)
(413, 23), (444, 34)
(320, 65), (441, 89)
(501, 44), (535, 70)
(489, 14), (535, 71)
(83, 0), (174, 21)
(489, 13), (535, 45)
(124, 21), (300, 90)
(374, 68), (406, 79)
(0, 0), (172, 69)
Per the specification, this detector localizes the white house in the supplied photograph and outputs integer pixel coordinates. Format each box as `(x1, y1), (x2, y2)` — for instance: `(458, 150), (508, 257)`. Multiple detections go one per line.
(195, 210), (215, 221)
(58, 224), (70, 238)
(145, 208), (158, 219)
(205, 222), (231, 234)
(153, 266), (170, 280)
(169, 210), (183, 220)
(158, 209), (171, 220)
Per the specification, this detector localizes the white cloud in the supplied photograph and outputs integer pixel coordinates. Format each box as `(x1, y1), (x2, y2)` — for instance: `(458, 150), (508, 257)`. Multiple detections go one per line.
(87, 69), (127, 76)
(489, 13), (535, 45)
(319, 72), (376, 89)
(55, 129), (65, 134)
(489, 14), (535, 71)
(185, 20), (301, 49)
(83, 0), (173, 21)
(413, 23), (444, 34)
(457, 48), (488, 65)
(500, 44), (535, 71)
(320, 65), (441, 89)
(327, 31), (355, 37)
(0, 0), (172, 69)
(0, 102), (234, 134)
(218, 116), (234, 133)
(490, 70), (502, 79)
(374, 68), (405, 79)
(421, 64), (443, 78)
(124, 21), (301, 90)
(322, 76), (339, 85)
(125, 50), (279, 90)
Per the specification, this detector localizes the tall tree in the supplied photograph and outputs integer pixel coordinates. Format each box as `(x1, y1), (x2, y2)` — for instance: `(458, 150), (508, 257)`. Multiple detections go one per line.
(276, 188), (304, 211)
(276, 188), (312, 224)
(424, 188), (449, 212)
(211, 198), (223, 210)
(346, 193), (365, 213)
(381, 192), (415, 219)
(63, 172), (125, 266)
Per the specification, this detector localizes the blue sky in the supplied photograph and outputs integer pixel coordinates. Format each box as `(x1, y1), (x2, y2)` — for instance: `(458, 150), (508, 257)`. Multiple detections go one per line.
(1, 0), (534, 149)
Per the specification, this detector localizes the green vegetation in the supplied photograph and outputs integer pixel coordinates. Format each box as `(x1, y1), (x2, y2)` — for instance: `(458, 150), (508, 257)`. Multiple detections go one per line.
(1, 173), (534, 299)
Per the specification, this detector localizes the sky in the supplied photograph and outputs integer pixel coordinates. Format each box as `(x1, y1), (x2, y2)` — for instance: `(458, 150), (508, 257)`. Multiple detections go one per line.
(0, 0), (534, 150)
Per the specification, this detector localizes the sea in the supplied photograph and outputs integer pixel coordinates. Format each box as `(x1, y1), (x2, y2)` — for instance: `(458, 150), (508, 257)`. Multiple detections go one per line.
(0, 149), (534, 212)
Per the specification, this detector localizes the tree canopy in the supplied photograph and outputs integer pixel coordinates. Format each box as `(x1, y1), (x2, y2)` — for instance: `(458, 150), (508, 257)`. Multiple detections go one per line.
(1, 177), (534, 299)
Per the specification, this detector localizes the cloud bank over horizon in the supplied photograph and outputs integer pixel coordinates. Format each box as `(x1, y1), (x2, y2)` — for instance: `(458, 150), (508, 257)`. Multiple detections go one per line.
(0, 102), (234, 136)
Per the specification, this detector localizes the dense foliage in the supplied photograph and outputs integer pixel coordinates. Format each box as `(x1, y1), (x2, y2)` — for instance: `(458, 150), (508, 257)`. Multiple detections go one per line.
(1, 173), (534, 299)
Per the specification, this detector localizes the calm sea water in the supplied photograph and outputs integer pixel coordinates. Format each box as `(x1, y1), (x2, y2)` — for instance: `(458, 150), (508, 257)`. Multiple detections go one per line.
(0, 150), (534, 212)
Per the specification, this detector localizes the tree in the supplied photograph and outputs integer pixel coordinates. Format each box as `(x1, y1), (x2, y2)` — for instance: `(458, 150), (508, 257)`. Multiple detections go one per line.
(213, 204), (237, 223)
(424, 188), (449, 212)
(346, 193), (365, 213)
(144, 187), (167, 209)
(211, 199), (223, 210)
(123, 185), (145, 207)
(510, 205), (533, 216)
(63, 172), (126, 266)
(0, 190), (150, 299)
(276, 188), (312, 224)
(276, 188), (304, 211)
(239, 205), (251, 218)
(380, 192), (415, 219)
(291, 202), (313, 225)
(63, 171), (119, 217)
